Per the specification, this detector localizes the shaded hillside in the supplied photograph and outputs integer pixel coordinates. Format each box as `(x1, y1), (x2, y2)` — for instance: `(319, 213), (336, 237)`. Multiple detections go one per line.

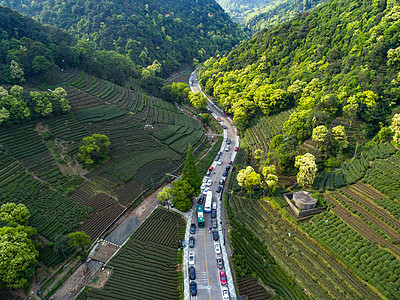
(217, 0), (327, 33)
(2, 0), (245, 76)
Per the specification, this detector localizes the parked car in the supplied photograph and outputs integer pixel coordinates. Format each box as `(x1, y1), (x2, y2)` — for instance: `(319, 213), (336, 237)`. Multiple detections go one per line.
(220, 271), (227, 285)
(198, 194), (204, 205)
(222, 288), (229, 299)
(226, 138), (231, 144)
(189, 266), (196, 280)
(213, 230), (219, 241)
(217, 258), (224, 269)
(189, 252), (195, 265)
(219, 179), (225, 186)
(202, 177), (209, 183)
(216, 186), (222, 193)
(217, 159), (223, 165)
(228, 160), (233, 165)
(212, 219), (217, 228)
(223, 125), (227, 129)
(223, 171), (228, 177)
(206, 179), (213, 186)
(190, 281), (197, 296)
(214, 243), (221, 254)
(215, 156), (219, 161)
(225, 165), (231, 172)
(225, 145), (230, 152)
(208, 166), (214, 172)
(217, 151), (222, 157)
(217, 117), (221, 122)
(234, 146), (238, 151)
(190, 223), (196, 234)
(211, 209), (217, 219)
(201, 182), (206, 190)
(189, 237), (195, 248)
(204, 187), (211, 193)
(212, 202), (217, 210)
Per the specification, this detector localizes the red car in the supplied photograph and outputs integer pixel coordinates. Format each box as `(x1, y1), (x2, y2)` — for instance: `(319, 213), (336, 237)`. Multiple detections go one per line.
(217, 117), (221, 122)
(228, 160), (233, 165)
(234, 146), (238, 152)
(220, 271), (227, 285)
(208, 166), (214, 172)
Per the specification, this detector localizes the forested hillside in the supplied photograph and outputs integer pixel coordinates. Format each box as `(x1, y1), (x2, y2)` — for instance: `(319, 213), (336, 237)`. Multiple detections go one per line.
(2, 0), (245, 77)
(245, 0), (328, 32)
(200, 0), (400, 137)
(216, 0), (327, 33)
(0, 5), (141, 85)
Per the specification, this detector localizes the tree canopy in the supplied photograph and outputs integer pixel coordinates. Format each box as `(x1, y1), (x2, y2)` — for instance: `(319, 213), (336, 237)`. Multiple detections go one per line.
(78, 134), (111, 165)
(199, 0), (400, 138)
(295, 153), (317, 188)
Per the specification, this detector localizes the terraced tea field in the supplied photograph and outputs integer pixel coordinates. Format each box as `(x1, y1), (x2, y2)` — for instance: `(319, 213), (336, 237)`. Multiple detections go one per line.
(241, 109), (294, 159)
(0, 69), (204, 248)
(89, 207), (185, 300)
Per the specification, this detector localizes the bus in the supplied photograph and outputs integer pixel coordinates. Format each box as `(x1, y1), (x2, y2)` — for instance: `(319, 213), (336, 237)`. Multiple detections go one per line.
(196, 205), (205, 228)
(204, 191), (213, 213)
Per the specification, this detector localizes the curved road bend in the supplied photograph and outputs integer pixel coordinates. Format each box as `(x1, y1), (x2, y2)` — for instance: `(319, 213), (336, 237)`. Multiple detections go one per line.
(184, 71), (239, 300)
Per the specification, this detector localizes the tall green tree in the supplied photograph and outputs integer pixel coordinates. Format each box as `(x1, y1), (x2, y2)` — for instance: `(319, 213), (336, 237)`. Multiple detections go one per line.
(294, 153), (317, 188)
(182, 144), (201, 192)
(171, 179), (194, 212)
(78, 134), (111, 165)
(0, 225), (39, 289)
(0, 203), (30, 226)
(68, 231), (91, 256)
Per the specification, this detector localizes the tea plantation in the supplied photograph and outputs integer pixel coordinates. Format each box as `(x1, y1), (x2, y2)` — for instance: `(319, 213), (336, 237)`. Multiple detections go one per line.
(0, 69), (204, 257)
(89, 207), (185, 300)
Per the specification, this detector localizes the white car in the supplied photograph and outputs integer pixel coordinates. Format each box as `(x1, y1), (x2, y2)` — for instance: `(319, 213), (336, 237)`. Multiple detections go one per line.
(222, 288), (229, 300)
(214, 243), (221, 255)
(189, 252), (195, 266)
(206, 179), (213, 186)
(204, 187), (210, 193)
(217, 159), (223, 165)
(201, 182), (206, 190)
(225, 145), (230, 152)
(202, 177), (209, 183)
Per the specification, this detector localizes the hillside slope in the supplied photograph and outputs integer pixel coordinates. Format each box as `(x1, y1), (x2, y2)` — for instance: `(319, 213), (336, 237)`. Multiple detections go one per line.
(2, 0), (245, 76)
(217, 0), (327, 33)
(200, 0), (400, 135)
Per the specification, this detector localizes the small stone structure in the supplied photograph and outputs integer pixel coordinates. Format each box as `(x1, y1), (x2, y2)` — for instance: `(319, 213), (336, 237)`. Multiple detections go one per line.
(282, 191), (325, 219)
(292, 191), (318, 210)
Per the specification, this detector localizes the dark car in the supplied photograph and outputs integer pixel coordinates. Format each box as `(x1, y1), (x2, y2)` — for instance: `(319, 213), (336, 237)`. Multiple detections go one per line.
(198, 194), (204, 205)
(189, 237), (195, 248)
(219, 179), (225, 186)
(226, 138), (231, 144)
(189, 266), (196, 280)
(215, 156), (219, 161)
(223, 171), (228, 177)
(190, 281), (197, 296)
(217, 258), (224, 269)
(223, 125), (227, 129)
(212, 219), (217, 228)
(190, 223), (196, 234)
(213, 230), (219, 241)
(225, 165), (231, 172)
(211, 209), (217, 219)
(216, 186), (222, 193)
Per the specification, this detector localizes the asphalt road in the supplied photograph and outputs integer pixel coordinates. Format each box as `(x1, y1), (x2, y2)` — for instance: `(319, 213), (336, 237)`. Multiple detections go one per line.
(187, 71), (239, 300)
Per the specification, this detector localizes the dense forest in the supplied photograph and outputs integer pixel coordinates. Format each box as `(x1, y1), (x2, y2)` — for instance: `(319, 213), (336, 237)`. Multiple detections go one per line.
(200, 0), (400, 138)
(2, 0), (245, 77)
(216, 0), (327, 33)
(0, 5), (142, 86)
(245, 0), (328, 32)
